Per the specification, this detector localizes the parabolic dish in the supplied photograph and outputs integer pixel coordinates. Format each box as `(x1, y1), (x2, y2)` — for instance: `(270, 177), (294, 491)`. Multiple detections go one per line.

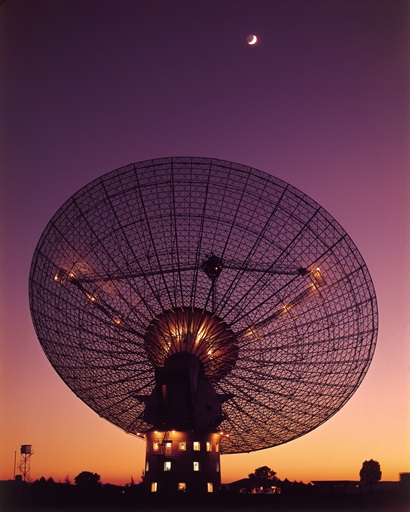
(29, 157), (378, 453)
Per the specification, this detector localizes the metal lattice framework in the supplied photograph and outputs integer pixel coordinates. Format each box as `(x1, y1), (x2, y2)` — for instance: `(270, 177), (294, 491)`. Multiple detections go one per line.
(29, 157), (378, 453)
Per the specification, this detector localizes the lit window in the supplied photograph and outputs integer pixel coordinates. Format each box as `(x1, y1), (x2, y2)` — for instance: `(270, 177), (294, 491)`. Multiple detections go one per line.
(207, 482), (213, 493)
(193, 461), (200, 471)
(178, 482), (186, 492)
(165, 441), (172, 454)
(206, 441), (212, 452)
(145, 461), (150, 472)
(153, 442), (159, 451)
(178, 441), (186, 451)
(193, 441), (200, 451)
(215, 443), (219, 452)
(151, 482), (157, 493)
(164, 461), (171, 471)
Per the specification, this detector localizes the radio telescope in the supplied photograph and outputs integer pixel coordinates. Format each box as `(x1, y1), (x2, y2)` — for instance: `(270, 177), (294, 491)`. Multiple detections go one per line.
(29, 157), (378, 494)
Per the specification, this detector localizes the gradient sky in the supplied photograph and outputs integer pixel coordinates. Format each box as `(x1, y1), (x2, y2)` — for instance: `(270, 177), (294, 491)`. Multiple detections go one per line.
(1, 0), (409, 486)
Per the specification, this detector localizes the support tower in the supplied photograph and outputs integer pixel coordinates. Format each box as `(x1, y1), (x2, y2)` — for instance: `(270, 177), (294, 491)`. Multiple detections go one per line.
(18, 445), (33, 482)
(141, 300), (236, 494)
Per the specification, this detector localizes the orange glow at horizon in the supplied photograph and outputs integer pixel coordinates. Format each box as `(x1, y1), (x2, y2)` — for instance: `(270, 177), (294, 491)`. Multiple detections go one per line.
(1, 352), (408, 487)
(1, 267), (409, 486)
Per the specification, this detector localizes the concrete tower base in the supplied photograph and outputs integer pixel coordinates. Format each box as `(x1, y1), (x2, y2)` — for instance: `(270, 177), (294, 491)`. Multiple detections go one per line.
(144, 430), (222, 494)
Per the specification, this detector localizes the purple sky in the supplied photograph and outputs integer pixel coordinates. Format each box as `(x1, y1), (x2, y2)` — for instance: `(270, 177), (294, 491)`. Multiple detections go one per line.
(1, 0), (409, 484)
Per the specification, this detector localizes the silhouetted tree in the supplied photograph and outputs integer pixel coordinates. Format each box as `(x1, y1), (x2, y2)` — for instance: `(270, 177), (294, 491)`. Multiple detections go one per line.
(74, 471), (101, 488)
(249, 465), (277, 481)
(248, 466), (278, 490)
(138, 469), (146, 486)
(360, 459), (382, 490)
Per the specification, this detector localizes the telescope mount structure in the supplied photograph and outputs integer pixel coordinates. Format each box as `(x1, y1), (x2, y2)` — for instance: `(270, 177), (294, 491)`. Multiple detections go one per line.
(29, 157), (378, 494)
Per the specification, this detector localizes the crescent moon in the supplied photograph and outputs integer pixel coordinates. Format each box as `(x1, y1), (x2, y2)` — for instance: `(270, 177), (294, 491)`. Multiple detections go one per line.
(247, 34), (257, 45)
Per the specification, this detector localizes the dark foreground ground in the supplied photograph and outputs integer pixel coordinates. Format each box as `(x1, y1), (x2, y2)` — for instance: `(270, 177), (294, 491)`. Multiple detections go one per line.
(1, 481), (409, 512)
